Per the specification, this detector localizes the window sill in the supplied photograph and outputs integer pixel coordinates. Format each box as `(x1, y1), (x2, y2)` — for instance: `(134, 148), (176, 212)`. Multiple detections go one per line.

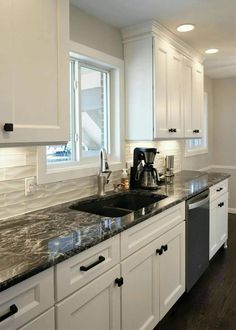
(184, 148), (208, 158)
(37, 147), (124, 184)
(37, 159), (123, 184)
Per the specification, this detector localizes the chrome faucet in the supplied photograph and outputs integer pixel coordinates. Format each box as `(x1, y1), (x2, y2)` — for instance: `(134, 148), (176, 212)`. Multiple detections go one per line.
(97, 148), (112, 196)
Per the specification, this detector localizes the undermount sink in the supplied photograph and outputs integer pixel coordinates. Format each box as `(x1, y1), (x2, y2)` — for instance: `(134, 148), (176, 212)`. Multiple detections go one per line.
(70, 192), (167, 217)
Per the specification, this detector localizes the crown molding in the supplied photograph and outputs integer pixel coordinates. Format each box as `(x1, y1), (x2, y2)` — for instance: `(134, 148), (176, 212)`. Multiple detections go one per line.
(122, 20), (204, 63)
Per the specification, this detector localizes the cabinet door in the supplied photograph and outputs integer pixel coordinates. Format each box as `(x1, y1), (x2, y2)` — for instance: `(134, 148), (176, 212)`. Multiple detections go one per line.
(168, 49), (183, 138)
(209, 202), (218, 259)
(125, 36), (154, 140)
(183, 57), (194, 138)
(19, 308), (55, 330)
(154, 39), (169, 138)
(0, 0), (69, 145)
(159, 222), (185, 319)
(209, 192), (228, 259)
(121, 239), (159, 330)
(216, 193), (228, 247)
(56, 265), (120, 330)
(183, 58), (203, 138)
(154, 39), (183, 139)
(192, 62), (204, 137)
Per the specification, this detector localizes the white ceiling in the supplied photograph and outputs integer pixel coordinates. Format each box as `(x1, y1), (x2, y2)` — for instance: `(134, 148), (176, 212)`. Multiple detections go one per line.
(71, 0), (236, 79)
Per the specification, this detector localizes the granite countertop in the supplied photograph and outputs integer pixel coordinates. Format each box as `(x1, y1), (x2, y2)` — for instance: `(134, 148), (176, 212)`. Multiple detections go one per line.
(0, 170), (230, 292)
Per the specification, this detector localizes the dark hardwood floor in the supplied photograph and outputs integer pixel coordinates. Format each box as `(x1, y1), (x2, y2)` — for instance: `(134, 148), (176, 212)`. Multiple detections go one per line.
(155, 213), (236, 330)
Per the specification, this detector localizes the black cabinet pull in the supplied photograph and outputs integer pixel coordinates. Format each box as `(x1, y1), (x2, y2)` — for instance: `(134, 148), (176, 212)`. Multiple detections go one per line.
(169, 128), (177, 133)
(80, 256), (105, 272)
(193, 129), (200, 133)
(162, 244), (168, 252)
(3, 123), (14, 132)
(218, 202), (224, 208)
(0, 304), (18, 323)
(217, 188), (223, 192)
(156, 248), (163, 255)
(115, 277), (124, 287)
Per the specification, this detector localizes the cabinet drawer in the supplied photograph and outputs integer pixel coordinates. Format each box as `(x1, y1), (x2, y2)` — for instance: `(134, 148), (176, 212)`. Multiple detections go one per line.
(0, 268), (54, 330)
(210, 179), (228, 201)
(121, 202), (185, 260)
(55, 236), (120, 301)
(19, 308), (55, 330)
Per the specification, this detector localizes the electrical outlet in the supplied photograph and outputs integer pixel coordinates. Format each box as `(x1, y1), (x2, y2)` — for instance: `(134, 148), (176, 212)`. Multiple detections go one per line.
(25, 177), (36, 196)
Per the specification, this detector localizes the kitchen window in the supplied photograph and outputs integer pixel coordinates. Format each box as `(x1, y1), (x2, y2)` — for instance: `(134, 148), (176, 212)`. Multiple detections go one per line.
(47, 59), (110, 165)
(37, 42), (124, 184)
(185, 92), (208, 156)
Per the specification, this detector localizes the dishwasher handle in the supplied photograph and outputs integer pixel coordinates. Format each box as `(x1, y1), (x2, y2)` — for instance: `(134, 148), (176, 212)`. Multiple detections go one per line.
(188, 196), (209, 210)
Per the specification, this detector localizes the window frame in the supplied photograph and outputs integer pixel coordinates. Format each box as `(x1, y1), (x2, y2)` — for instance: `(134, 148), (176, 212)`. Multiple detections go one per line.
(37, 41), (124, 184)
(185, 92), (208, 157)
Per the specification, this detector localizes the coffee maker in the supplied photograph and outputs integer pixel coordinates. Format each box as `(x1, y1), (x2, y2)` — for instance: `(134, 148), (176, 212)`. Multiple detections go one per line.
(130, 147), (159, 190)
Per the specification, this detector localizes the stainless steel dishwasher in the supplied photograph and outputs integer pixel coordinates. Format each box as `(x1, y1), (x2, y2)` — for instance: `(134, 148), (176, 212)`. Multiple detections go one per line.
(186, 189), (209, 292)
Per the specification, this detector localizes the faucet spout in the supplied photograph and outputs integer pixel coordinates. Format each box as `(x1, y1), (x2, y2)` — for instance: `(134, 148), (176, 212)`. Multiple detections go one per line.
(99, 148), (110, 173)
(98, 148), (112, 196)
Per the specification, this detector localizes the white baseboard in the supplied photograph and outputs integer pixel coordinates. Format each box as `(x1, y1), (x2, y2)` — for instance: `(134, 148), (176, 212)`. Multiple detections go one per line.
(228, 208), (236, 214)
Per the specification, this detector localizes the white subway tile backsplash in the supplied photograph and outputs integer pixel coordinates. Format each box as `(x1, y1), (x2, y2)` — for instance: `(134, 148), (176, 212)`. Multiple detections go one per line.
(0, 179), (25, 194)
(4, 166), (36, 181)
(0, 154), (27, 168)
(0, 140), (197, 220)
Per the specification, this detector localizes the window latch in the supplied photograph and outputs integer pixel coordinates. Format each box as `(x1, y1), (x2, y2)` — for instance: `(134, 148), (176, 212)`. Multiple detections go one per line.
(74, 80), (78, 90)
(75, 133), (79, 142)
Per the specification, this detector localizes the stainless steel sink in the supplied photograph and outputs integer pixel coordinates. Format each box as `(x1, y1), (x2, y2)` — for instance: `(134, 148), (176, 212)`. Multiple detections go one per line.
(70, 192), (167, 217)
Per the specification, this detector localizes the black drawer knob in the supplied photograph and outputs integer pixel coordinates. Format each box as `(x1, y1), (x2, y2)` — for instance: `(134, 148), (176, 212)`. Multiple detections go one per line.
(218, 202), (224, 208)
(3, 123), (14, 132)
(162, 244), (168, 252)
(156, 248), (163, 255)
(193, 129), (200, 133)
(115, 277), (124, 287)
(216, 188), (223, 192)
(169, 128), (177, 133)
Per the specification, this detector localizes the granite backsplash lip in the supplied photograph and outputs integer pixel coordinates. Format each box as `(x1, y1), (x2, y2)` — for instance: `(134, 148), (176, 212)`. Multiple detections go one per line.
(0, 171), (230, 292)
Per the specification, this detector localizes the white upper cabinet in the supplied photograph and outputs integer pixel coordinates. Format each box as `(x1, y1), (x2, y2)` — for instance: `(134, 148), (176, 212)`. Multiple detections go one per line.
(183, 58), (204, 138)
(0, 0), (70, 146)
(123, 21), (204, 141)
(154, 39), (183, 138)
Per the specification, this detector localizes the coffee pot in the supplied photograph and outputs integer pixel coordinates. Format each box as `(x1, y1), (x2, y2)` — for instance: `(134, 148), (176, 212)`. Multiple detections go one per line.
(140, 165), (159, 189)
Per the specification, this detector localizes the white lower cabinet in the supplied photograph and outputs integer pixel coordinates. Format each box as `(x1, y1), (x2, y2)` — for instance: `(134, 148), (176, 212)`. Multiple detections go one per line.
(121, 238), (160, 330)
(55, 265), (121, 330)
(159, 222), (185, 319)
(121, 222), (185, 330)
(209, 192), (228, 259)
(19, 308), (55, 330)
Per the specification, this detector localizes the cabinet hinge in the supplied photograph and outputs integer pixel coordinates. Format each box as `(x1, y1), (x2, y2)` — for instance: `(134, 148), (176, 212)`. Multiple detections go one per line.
(115, 277), (124, 287)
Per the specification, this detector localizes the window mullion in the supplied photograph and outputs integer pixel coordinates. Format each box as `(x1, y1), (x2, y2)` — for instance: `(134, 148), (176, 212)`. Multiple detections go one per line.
(74, 60), (81, 162)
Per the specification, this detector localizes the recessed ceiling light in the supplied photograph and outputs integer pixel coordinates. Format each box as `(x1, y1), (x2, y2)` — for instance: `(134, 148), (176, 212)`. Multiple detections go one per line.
(177, 24), (195, 32)
(205, 48), (219, 54)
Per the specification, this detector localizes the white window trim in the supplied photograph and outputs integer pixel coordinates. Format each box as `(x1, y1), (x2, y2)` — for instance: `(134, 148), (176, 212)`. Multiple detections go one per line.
(37, 41), (125, 184)
(185, 92), (208, 158)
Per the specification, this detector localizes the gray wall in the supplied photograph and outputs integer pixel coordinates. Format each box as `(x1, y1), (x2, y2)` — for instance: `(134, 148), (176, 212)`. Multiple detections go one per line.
(211, 77), (236, 209)
(70, 5), (123, 59)
(213, 77), (236, 165)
